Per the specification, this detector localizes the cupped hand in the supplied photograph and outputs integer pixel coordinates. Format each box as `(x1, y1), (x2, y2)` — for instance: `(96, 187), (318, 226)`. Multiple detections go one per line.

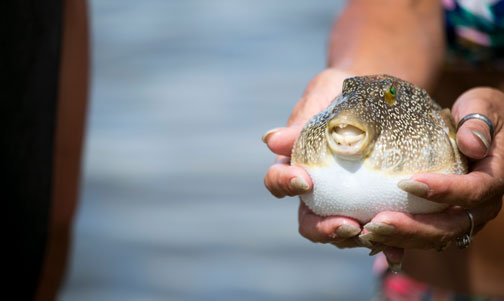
(263, 69), (368, 246)
(361, 87), (504, 266)
(263, 69), (348, 197)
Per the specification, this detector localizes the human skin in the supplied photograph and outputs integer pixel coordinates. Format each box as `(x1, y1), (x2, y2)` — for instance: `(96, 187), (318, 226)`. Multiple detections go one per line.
(34, 0), (89, 299)
(263, 0), (504, 296)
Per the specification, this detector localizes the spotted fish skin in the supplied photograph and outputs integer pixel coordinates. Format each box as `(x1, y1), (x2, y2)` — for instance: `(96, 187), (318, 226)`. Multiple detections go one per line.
(291, 75), (467, 221)
(292, 74), (467, 174)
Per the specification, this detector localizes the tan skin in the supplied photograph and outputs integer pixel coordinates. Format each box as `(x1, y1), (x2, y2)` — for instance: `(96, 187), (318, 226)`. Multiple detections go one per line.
(263, 0), (504, 296)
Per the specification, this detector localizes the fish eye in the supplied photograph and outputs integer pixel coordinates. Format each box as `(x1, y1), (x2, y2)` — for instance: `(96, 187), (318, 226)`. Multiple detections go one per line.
(384, 86), (396, 105)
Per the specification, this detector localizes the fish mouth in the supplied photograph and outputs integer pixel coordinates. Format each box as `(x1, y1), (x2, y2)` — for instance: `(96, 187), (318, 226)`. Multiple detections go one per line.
(326, 117), (372, 160)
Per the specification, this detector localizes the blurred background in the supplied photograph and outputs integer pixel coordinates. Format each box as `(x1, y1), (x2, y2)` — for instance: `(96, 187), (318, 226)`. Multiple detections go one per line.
(59, 0), (376, 300)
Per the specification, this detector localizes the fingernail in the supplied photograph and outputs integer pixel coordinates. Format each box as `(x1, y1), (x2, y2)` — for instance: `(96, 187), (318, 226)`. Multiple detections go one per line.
(397, 179), (429, 198)
(364, 222), (396, 235)
(261, 128), (281, 143)
(359, 233), (377, 241)
(290, 177), (309, 192)
(387, 258), (402, 274)
(357, 236), (373, 248)
(335, 224), (361, 238)
(358, 233), (377, 248)
(471, 130), (490, 150)
(369, 246), (384, 256)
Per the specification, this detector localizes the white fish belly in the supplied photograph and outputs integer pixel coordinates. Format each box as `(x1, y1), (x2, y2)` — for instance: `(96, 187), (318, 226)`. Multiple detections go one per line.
(300, 159), (448, 223)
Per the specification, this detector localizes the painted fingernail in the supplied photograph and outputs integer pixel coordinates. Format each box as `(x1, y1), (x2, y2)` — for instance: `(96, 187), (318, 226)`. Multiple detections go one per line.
(358, 233), (377, 247)
(261, 128), (281, 143)
(357, 236), (373, 248)
(290, 177), (309, 192)
(364, 222), (396, 235)
(369, 246), (384, 256)
(471, 129), (490, 150)
(359, 233), (377, 240)
(397, 179), (429, 198)
(387, 258), (402, 274)
(335, 224), (361, 238)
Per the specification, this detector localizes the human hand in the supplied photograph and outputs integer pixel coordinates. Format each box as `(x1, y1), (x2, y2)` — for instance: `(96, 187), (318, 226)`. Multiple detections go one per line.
(360, 87), (504, 268)
(263, 69), (368, 247)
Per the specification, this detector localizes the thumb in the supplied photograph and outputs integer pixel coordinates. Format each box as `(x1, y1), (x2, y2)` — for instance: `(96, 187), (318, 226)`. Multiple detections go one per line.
(452, 88), (497, 160)
(456, 118), (492, 159)
(262, 126), (302, 156)
(261, 69), (352, 157)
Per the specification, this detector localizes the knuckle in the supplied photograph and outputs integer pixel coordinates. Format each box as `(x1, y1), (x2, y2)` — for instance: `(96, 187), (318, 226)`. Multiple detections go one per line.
(470, 185), (485, 201)
(271, 190), (286, 198)
(463, 182), (485, 207)
(298, 225), (316, 243)
(463, 175), (502, 207)
(264, 167), (290, 198)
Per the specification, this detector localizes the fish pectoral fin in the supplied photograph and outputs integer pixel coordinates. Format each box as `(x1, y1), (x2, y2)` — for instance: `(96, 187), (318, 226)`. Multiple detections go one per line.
(438, 108), (457, 139)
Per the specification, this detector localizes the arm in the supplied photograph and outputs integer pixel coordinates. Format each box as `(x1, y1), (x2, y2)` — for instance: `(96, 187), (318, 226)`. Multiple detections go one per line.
(264, 0), (504, 258)
(328, 0), (444, 90)
(266, 0), (445, 195)
(264, 0), (445, 247)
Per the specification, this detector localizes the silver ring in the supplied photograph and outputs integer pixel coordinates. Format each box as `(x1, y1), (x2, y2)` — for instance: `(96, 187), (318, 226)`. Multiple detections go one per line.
(456, 209), (474, 249)
(456, 113), (494, 139)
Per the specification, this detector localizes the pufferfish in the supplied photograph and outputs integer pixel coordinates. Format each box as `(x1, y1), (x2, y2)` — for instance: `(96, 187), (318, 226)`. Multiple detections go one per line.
(291, 74), (467, 223)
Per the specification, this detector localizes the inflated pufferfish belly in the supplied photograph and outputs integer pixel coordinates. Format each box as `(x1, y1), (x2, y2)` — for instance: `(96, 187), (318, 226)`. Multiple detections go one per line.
(291, 75), (467, 223)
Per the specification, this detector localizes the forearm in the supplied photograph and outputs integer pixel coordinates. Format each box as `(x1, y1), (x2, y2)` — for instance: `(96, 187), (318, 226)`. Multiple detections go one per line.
(328, 0), (445, 91)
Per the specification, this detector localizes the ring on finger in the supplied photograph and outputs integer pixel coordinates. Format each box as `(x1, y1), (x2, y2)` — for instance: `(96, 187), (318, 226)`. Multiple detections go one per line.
(456, 113), (495, 141)
(456, 209), (474, 249)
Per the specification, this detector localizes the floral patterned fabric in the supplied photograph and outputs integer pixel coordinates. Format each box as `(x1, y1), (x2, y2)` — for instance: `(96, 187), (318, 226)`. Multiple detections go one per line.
(442, 0), (504, 70)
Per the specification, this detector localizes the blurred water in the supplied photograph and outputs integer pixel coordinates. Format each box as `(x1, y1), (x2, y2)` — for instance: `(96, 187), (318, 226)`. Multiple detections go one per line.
(60, 1), (376, 300)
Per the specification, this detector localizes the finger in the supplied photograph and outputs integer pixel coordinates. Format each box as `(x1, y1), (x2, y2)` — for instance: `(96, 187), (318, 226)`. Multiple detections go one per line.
(335, 228), (384, 251)
(399, 172), (504, 207)
(452, 88), (503, 159)
(262, 126), (302, 156)
(383, 247), (404, 273)
(298, 202), (361, 243)
(331, 238), (361, 249)
(360, 210), (466, 249)
(264, 157), (312, 198)
(368, 243), (386, 256)
(261, 70), (350, 156)
(456, 119), (492, 159)
(355, 227), (381, 249)
(399, 89), (504, 206)
(361, 201), (502, 250)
